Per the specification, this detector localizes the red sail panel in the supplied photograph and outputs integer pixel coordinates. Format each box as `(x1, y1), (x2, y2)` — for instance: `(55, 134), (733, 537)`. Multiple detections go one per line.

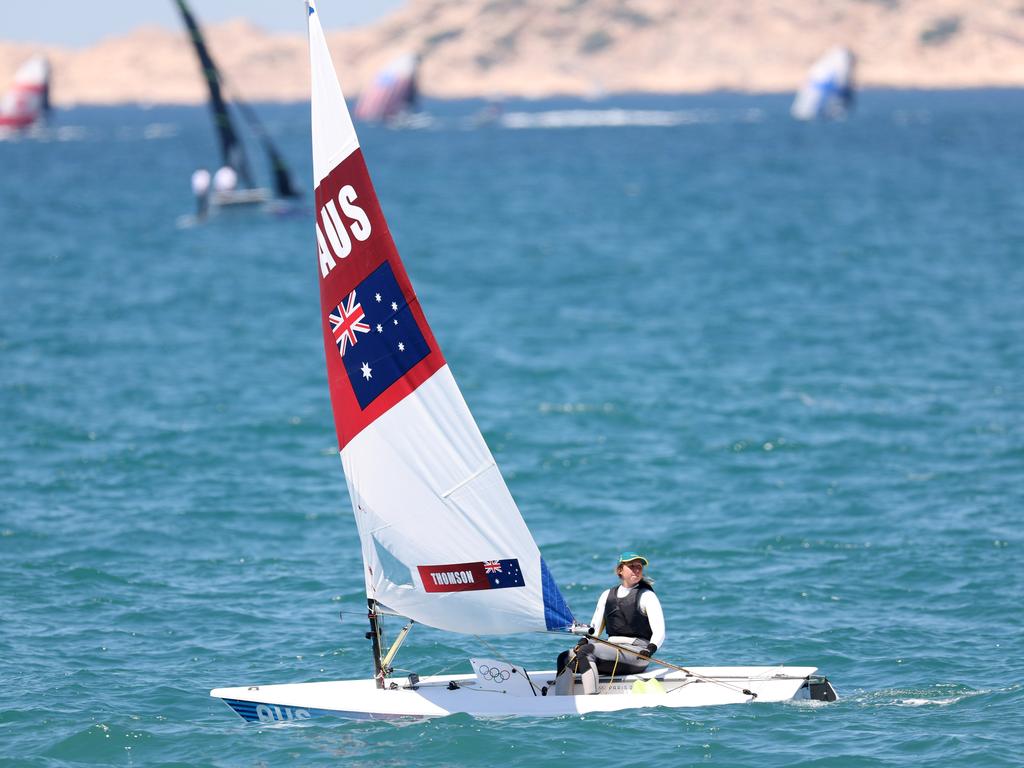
(315, 150), (446, 450)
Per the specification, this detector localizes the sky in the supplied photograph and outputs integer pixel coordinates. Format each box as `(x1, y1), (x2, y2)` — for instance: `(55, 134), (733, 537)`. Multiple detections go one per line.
(0, 0), (408, 47)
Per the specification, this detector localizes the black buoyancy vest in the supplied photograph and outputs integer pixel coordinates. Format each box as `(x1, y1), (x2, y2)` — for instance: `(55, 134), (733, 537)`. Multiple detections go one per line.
(604, 583), (654, 640)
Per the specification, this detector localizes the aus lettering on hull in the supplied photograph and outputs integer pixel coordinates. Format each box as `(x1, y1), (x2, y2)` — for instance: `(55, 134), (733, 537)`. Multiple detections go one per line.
(257, 704), (311, 723)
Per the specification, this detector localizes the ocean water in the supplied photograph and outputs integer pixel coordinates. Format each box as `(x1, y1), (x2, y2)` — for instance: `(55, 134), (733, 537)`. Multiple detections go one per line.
(1, 91), (1022, 766)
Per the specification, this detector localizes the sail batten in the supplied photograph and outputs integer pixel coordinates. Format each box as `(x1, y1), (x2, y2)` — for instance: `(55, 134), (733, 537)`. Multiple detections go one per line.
(306, 0), (573, 636)
(441, 461), (497, 499)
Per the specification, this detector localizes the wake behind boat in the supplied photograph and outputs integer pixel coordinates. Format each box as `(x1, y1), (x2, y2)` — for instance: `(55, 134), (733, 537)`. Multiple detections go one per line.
(210, 0), (836, 723)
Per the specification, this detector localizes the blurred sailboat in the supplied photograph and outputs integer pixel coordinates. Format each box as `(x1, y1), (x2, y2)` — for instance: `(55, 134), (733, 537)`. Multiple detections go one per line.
(0, 55), (51, 132)
(466, 99), (504, 129)
(173, 0), (300, 215)
(354, 53), (431, 128)
(791, 47), (856, 121)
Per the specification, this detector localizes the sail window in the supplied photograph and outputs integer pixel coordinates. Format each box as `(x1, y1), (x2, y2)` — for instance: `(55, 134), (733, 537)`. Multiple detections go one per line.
(372, 534), (414, 587)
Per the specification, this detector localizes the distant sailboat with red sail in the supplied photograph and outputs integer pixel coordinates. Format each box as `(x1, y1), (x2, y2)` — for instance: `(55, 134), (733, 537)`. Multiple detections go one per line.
(0, 56), (51, 132)
(354, 53), (429, 127)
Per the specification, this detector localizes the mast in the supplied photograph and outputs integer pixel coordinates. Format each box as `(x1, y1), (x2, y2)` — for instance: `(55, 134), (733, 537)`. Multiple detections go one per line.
(366, 599), (385, 688)
(172, 0), (255, 187)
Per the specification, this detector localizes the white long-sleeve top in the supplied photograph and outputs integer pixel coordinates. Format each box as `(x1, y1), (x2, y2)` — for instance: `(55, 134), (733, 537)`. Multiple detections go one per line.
(589, 585), (666, 650)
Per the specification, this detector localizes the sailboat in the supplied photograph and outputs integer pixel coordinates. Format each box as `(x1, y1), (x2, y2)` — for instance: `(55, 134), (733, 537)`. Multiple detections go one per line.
(0, 55), (51, 132)
(791, 47), (856, 121)
(353, 52), (430, 128)
(173, 0), (300, 210)
(210, 1), (837, 722)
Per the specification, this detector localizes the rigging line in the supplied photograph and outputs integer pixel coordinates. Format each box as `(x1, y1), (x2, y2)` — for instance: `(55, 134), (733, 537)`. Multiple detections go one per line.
(546, 629), (586, 678)
(473, 635), (540, 697)
(556, 650), (577, 678)
(422, 658), (465, 680)
(587, 636), (758, 699)
(609, 646), (621, 685)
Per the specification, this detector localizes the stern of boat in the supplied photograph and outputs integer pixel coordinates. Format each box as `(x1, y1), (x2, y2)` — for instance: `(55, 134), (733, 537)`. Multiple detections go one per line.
(803, 675), (839, 702)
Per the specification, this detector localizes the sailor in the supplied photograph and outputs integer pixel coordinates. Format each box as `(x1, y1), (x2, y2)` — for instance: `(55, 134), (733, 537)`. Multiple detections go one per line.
(190, 167), (211, 218)
(212, 165), (238, 194)
(555, 552), (666, 695)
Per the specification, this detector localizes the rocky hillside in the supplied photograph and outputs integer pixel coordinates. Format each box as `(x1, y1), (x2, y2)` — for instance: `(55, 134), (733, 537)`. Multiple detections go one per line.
(2, 0), (1023, 105)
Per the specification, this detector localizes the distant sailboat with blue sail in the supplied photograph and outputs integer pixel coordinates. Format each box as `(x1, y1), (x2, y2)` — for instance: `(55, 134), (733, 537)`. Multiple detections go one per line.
(209, 0), (836, 722)
(173, 0), (300, 214)
(791, 47), (856, 121)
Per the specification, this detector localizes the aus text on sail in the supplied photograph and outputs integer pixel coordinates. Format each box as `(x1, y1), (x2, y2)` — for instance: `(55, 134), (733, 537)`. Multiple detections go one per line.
(317, 185), (372, 277)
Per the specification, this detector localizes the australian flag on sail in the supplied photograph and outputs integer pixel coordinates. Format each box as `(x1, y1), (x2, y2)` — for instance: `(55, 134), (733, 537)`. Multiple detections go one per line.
(328, 261), (430, 409)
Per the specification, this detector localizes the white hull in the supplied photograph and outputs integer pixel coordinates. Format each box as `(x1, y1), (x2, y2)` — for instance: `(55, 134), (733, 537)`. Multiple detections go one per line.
(211, 187), (273, 208)
(212, 666), (835, 722)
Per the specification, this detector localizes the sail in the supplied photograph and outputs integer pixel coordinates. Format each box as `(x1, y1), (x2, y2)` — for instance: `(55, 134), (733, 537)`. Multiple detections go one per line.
(306, 1), (573, 636)
(231, 97), (301, 199)
(173, 0), (255, 187)
(265, 141), (300, 200)
(0, 55), (51, 129)
(791, 47), (856, 121)
(353, 53), (419, 123)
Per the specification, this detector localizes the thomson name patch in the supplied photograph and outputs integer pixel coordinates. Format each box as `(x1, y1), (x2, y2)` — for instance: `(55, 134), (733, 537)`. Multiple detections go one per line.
(418, 559), (525, 593)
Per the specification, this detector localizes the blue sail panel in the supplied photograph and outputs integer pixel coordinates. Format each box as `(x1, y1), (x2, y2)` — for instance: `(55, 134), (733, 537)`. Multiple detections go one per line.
(540, 558), (575, 631)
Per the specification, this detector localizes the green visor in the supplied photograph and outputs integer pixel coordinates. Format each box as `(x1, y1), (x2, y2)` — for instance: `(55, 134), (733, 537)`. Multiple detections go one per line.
(618, 552), (649, 566)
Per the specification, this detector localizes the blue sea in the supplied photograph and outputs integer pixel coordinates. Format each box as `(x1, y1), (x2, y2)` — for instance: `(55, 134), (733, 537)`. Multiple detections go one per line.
(1, 91), (1021, 766)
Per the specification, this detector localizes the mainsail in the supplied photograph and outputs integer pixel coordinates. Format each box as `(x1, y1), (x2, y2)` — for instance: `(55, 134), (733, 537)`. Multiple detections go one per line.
(307, 1), (573, 636)
(791, 47), (856, 121)
(354, 53), (419, 123)
(173, 0), (255, 187)
(0, 55), (51, 130)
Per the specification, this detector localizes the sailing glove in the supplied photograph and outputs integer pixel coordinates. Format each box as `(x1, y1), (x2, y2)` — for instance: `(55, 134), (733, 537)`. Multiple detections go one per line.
(639, 643), (658, 658)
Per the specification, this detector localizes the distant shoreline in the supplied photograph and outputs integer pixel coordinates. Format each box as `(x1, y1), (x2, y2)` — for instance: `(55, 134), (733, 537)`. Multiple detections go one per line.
(4, 2), (1024, 106)
(33, 85), (1024, 110)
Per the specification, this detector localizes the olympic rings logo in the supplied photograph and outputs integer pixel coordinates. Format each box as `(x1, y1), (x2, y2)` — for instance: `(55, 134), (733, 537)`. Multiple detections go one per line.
(477, 664), (511, 682)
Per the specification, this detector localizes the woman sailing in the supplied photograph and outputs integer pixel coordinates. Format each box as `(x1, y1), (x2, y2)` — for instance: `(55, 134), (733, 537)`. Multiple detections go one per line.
(555, 552), (666, 695)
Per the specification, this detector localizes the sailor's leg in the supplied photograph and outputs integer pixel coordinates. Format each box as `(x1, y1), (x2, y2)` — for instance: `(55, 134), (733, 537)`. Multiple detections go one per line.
(555, 643), (600, 695)
(593, 639), (650, 676)
(556, 650), (571, 672)
(554, 648), (576, 695)
(578, 645), (599, 694)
